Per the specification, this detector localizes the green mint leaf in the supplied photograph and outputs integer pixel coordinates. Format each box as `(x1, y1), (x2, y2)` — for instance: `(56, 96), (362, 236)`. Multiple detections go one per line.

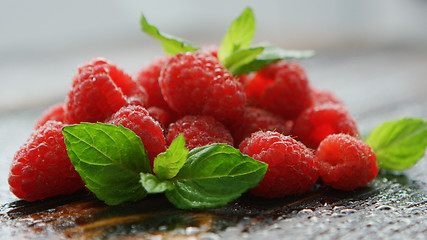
(140, 173), (174, 194)
(63, 123), (151, 205)
(153, 135), (189, 180)
(218, 7), (255, 63)
(140, 14), (199, 55)
(365, 118), (427, 171)
(231, 45), (315, 76)
(222, 47), (264, 73)
(165, 143), (268, 209)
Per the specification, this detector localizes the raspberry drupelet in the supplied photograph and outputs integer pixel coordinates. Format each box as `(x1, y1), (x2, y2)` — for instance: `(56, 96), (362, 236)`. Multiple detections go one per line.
(65, 57), (148, 124)
(316, 133), (378, 191)
(159, 51), (246, 121)
(166, 115), (234, 151)
(239, 131), (319, 198)
(8, 120), (84, 202)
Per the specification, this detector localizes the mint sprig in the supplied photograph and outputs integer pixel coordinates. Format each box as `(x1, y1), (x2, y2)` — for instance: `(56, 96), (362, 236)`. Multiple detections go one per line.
(140, 14), (199, 55)
(153, 134), (188, 180)
(218, 7), (255, 63)
(63, 123), (267, 209)
(63, 123), (150, 205)
(217, 8), (314, 75)
(365, 118), (427, 171)
(140, 7), (314, 76)
(140, 173), (173, 194)
(222, 47), (264, 74)
(164, 143), (267, 209)
(230, 45), (315, 76)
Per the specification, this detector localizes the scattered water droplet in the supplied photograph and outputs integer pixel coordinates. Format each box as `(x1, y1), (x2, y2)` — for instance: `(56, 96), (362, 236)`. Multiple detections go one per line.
(297, 208), (314, 216)
(332, 205), (345, 211)
(340, 208), (357, 214)
(320, 209), (333, 216)
(331, 212), (345, 218)
(398, 193), (410, 199)
(376, 205), (395, 211)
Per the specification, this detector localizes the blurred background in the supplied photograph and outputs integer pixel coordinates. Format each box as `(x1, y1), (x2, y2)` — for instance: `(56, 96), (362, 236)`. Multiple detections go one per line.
(1, 0), (426, 113)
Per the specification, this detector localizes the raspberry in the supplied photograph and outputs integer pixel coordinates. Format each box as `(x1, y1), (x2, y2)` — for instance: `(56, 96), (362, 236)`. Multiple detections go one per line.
(65, 57), (147, 124)
(311, 87), (343, 106)
(147, 106), (177, 130)
(107, 105), (166, 165)
(8, 120), (84, 202)
(239, 131), (319, 198)
(135, 56), (170, 109)
(166, 115), (234, 150)
(245, 60), (313, 120)
(229, 106), (291, 146)
(316, 134), (378, 191)
(292, 104), (360, 149)
(159, 51), (245, 121)
(34, 102), (65, 129)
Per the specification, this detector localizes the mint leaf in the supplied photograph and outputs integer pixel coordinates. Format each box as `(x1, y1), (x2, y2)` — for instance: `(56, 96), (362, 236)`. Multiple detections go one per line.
(140, 14), (199, 55)
(140, 173), (173, 194)
(222, 47), (264, 73)
(153, 135), (188, 180)
(63, 123), (150, 205)
(365, 118), (427, 170)
(218, 7), (255, 63)
(231, 45), (315, 76)
(165, 143), (268, 209)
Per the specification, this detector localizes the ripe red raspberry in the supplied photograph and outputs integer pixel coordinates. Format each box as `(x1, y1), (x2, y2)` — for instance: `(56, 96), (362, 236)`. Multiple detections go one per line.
(135, 56), (170, 109)
(8, 120), (84, 202)
(316, 134), (378, 191)
(239, 131), (319, 198)
(34, 102), (65, 129)
(65, 57), (148, 124)
(292, 104), (360, 149)
(159, 51), (246, 121)
(166, 115), (234, 150)
(147, 106), (177, 130)
(107, 105), (166, 165)
(229, 106), (291, 146)
(245, 60), (313, 120)
(311, 87), (343, 106)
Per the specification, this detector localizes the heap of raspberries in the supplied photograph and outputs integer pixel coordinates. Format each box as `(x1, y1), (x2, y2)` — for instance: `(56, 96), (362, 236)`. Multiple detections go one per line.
(8, 51), (378, 202)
